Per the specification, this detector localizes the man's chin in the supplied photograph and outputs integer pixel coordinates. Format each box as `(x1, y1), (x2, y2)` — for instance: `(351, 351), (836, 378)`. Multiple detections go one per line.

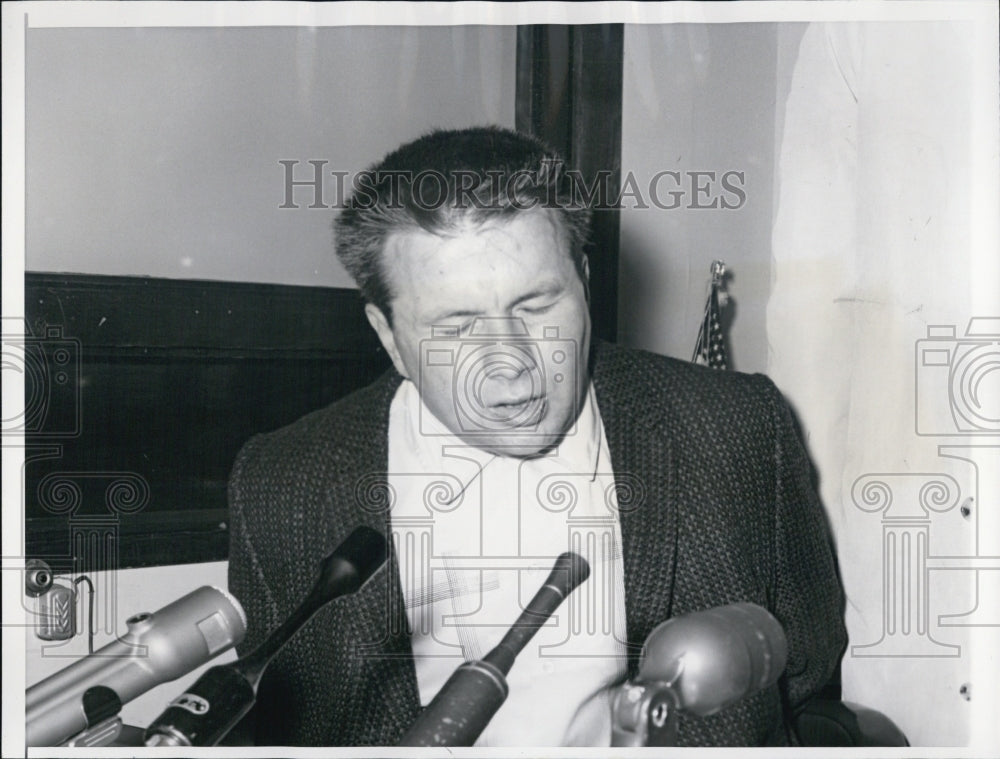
(444, 400), (580, 458)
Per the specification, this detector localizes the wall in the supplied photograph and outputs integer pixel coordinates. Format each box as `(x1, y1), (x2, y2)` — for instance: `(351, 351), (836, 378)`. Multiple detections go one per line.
(618, 23), (805, 373)
(26, 26), (515, 286)
(22, 23), (515, 735)
(620, 18), (999, 748)
(767, 21), (999, 747)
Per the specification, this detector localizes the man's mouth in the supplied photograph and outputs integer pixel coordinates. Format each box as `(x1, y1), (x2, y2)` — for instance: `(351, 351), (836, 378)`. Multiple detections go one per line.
(482, 395), (546, 424)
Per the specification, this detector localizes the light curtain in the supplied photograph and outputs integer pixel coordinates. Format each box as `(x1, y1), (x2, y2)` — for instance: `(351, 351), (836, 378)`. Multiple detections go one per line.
(767, 21), (999, 747)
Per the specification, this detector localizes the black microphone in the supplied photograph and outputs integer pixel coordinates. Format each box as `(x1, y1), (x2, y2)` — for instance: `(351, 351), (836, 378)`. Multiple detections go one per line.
(399, 551), (590, 747)
(143, 525), (388, 747)
(611, 602), (788, 746)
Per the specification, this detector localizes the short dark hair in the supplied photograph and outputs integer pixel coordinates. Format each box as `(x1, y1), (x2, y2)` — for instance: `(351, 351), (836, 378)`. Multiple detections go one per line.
(334, 126), (591, 322)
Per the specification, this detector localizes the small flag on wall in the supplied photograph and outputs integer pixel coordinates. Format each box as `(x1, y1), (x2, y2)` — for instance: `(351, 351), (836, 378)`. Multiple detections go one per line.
(692, 260), (730, 370)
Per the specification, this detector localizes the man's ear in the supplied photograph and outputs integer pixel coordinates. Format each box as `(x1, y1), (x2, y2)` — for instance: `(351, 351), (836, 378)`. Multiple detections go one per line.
(365, 303), (409, 379)
(581, 254), (591, 305)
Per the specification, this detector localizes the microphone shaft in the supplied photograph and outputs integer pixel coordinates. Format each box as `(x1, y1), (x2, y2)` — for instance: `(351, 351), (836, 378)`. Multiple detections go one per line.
(483, 550), (591, 674)
(481, 585), (566, 674)
(399, 552), (590, 747)
(144, 526), (388, 747)
(238, 525), (388, 686)
(398, 661), (509, 747)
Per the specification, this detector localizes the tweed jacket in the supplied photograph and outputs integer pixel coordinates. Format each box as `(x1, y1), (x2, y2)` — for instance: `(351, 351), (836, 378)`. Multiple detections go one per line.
(227, 340), (846, 746)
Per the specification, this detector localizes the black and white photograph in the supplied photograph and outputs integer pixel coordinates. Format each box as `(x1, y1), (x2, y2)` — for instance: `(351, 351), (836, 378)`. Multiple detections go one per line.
(3, 1), (998, 754)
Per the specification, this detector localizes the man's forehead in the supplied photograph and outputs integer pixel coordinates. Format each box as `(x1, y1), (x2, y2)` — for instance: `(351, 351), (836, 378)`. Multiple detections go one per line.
(382, 208), (568, 266)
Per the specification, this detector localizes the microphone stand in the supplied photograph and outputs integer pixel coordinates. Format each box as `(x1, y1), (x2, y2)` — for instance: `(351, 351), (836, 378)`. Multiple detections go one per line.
(610, 661), (684, 747)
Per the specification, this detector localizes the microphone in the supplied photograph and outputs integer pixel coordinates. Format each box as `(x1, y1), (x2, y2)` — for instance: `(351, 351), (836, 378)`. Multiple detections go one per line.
(26, 585), (246, 747)
(399, 551), (590, 747)
(143, 525), (388, 747)
(638, 602), (787, 715)
(611, 602), (788, 746)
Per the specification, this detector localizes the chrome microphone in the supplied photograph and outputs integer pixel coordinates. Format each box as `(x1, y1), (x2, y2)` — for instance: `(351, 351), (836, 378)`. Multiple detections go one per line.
(399, 551), (591, 747)
(612, 602), (788, 746)
(26, 585), (246, 747)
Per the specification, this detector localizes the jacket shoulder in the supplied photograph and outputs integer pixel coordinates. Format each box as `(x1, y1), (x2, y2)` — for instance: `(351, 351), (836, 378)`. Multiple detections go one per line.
(229, 369), (402, 497)
(592, 341), (781, 432)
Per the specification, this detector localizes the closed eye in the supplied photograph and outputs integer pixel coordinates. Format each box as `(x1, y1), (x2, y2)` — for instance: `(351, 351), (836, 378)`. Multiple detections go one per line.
(521, 301), (557, 316)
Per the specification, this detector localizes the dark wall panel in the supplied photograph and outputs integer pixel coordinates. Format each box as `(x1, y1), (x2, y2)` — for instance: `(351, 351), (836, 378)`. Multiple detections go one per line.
(21, 273), (390, 569)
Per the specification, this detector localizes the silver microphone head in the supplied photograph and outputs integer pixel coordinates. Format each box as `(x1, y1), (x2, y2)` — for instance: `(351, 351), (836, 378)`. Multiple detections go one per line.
(638, 602), (788, 716)
(26, 585), (246, 747)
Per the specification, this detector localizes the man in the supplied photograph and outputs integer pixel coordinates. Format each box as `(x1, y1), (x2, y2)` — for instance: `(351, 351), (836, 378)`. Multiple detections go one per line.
(227, 126), (846, 746)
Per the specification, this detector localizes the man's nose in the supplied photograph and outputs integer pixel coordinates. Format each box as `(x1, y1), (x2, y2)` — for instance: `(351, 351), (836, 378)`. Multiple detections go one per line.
(481, 344), (539, 378)
(484, 359), (529, 381)
(480, 371), (535, 406)
(478, 348), (540, 403)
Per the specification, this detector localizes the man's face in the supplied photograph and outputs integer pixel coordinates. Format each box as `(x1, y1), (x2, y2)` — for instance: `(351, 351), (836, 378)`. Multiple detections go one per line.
(366, 208), (591, 457)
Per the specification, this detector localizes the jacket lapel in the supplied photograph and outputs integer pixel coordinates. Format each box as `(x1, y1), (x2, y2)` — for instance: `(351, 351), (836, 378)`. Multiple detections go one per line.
(592, 342), (679, 675)
(325, 370), (422, 741)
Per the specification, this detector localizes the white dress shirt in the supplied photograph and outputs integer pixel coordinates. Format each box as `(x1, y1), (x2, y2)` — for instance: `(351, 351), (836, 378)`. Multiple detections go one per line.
(388, 378), (628, 746)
